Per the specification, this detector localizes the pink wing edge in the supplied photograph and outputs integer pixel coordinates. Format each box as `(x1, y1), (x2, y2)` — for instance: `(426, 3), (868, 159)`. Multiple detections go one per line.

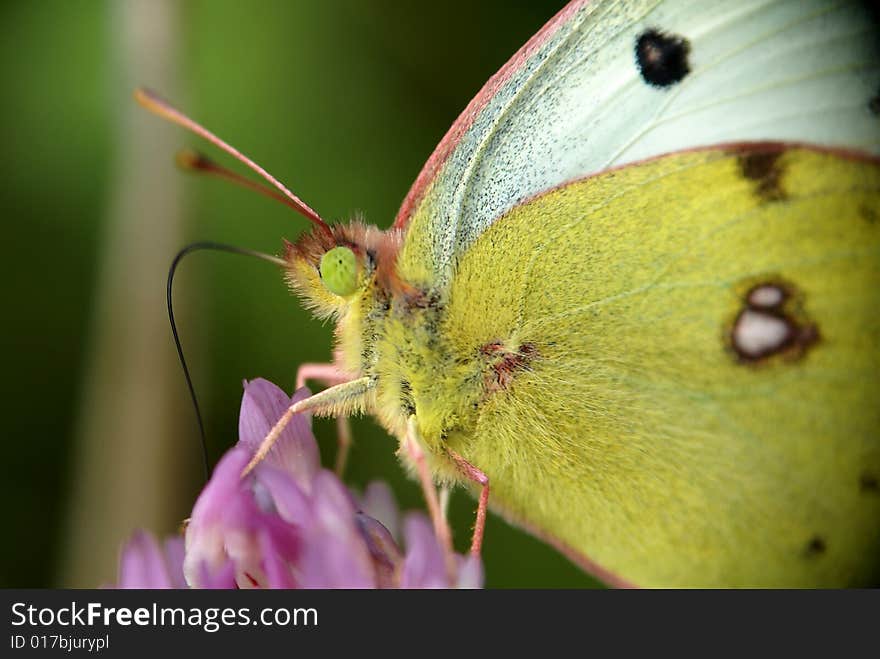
(392, 0), (589, 230)
(516, 517), (639, 589)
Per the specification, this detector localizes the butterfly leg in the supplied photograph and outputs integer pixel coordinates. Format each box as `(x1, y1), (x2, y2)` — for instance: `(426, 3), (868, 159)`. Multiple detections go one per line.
(295, 362), (347, 390)
(403, 417), (455, 571)
(242, 376), (373, 477)
(445, 449), (489, 557)
(330, 416), (352, 477)
(439, 484), (452, 520)
(295, 361), (354, 476)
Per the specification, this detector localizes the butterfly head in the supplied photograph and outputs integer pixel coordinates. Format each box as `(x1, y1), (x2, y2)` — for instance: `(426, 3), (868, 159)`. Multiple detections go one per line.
(284, 221), (401, 321)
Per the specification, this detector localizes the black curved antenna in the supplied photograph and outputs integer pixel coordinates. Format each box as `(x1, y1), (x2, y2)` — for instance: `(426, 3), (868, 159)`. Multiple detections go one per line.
(167, 241), (287, 481)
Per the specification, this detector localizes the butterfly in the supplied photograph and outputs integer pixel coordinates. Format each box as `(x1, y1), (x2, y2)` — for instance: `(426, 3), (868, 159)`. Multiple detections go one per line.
(140, 0), (880, 586)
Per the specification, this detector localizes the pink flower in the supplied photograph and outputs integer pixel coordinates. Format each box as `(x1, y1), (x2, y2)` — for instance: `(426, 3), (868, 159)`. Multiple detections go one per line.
(115, 530), (187, 589)
(115, 378), (482, 589)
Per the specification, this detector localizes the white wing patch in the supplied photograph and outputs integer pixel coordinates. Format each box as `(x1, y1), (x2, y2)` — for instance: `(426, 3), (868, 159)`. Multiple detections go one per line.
(408, 0), (880, 288)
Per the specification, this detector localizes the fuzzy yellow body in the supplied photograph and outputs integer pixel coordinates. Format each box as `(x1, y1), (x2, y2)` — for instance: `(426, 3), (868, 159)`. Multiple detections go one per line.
(330, 147), (880, 587)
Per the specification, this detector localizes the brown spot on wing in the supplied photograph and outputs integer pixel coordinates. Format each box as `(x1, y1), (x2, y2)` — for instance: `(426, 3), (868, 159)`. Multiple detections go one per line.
(737, 148), (787, 202)
(804, 536), (826, 558)
(861, 472), (879, 494)
(480, 341), (538, 394)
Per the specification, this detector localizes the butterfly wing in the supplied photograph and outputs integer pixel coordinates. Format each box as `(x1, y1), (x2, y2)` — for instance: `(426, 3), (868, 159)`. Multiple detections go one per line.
(394, 0), (880, 290)
(441, 145), (880, 586)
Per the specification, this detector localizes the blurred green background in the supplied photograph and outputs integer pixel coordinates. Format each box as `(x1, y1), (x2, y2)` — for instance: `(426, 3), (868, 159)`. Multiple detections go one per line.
(1, 0), (600, 587)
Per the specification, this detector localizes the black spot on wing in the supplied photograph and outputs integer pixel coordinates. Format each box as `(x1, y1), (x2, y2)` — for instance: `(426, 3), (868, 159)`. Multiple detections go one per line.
(860, 203), (878, 225)
(737, 148), (787, 202)
(635, 28), (691, 88)
(861, 472), (879, 494)
(804, 536), (827, 558)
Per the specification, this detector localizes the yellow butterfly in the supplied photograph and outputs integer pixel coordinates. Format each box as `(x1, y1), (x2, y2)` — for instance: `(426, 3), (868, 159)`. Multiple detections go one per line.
(140, 0), (880, 587)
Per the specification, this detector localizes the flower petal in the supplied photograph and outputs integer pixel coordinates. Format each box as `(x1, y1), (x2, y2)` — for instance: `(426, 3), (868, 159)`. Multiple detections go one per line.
(259, 528), (299, 589)
(184, 447), (300, 588)
(118, 530), (183, 589)
(296, 472), (377, 588)
(455, 554), (485, 589)
(255, 463), (313, 527)
(197, 560), (237, 589)
(359, 481), (401, 541)
(237, 379), (319, 487)
(399, 514), (450, 589)
(163, 536), (187, 589)
(355, 513), (402, 588)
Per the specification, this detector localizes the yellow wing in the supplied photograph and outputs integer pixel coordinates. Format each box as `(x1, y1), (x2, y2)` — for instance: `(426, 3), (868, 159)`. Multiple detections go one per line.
(439, 145), (880, 587)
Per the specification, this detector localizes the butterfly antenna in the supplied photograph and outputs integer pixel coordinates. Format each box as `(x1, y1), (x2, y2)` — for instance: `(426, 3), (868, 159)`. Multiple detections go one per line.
(135, 87), (334, 240)
(176, 149), (320, 213)
(168, 241), (287, 482)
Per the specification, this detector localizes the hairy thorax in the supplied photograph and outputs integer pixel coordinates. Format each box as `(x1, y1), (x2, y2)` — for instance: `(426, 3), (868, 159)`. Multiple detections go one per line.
(351, 278), (484, 461)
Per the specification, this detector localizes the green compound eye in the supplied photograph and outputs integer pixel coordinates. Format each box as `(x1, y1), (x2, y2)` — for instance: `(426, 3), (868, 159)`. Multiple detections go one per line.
(319, 246), (358, 296)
